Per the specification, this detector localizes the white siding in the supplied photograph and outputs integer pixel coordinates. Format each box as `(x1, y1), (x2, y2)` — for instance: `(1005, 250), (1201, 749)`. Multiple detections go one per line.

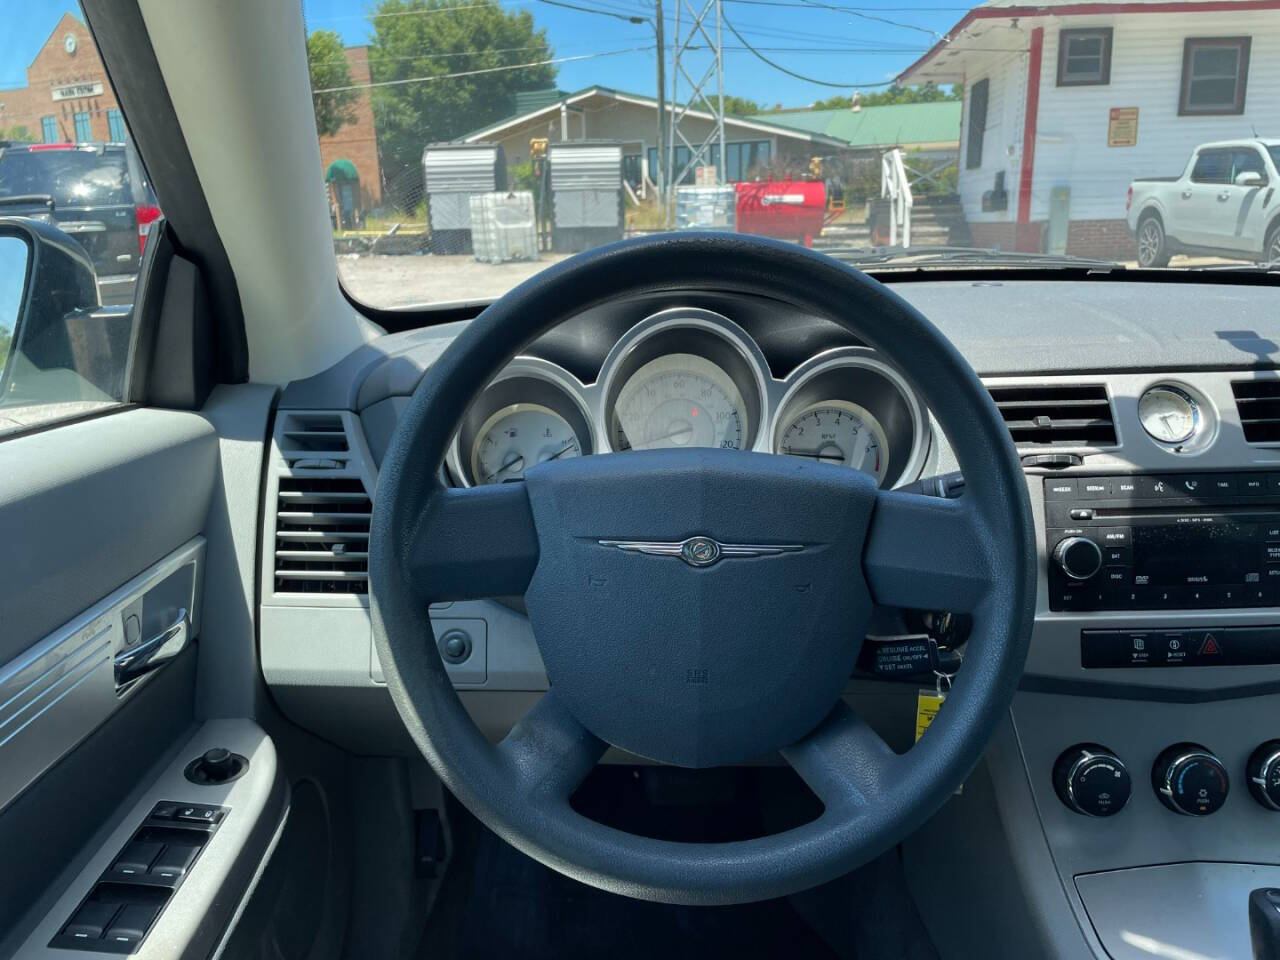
(966, 8), (1280, 225)
(957, 52), (1027, 223)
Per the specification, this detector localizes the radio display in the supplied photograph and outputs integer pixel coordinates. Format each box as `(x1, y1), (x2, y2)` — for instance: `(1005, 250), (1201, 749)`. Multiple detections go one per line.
(1133, 520), (1259, 586)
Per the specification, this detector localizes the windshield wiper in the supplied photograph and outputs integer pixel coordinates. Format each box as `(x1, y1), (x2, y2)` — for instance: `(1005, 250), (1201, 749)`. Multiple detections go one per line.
(822, 244), (1123, 271)
(0, 194), (55, 211)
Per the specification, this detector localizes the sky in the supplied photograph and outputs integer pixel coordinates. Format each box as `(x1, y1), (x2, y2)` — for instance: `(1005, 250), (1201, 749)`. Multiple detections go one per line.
(0, 0), (967, 109)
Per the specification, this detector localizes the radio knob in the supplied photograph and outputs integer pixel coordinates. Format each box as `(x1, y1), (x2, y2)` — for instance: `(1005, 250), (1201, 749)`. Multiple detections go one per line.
(1053, 744), (1131, 817)
(1153, 743), (1229, 816)
(1054, 536), (1103, 580)
(1247, 741), (1280, 811)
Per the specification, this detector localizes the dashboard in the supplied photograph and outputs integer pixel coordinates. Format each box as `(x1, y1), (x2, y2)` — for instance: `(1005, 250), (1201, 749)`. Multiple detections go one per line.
(262, 278), (1280, 960)
(444, 307), (928, 489)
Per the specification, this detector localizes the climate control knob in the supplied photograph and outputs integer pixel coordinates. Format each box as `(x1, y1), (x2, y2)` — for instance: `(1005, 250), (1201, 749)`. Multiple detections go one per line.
(1153, 743), (1229, 816)
(1053, 744), (1131, 817)
(1053, 536), (1103, 580)
(1247, 741), (1280, 811)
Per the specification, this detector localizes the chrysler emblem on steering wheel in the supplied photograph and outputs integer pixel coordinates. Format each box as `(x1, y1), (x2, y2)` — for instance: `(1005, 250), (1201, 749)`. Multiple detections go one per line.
(598, 536), (804, 567)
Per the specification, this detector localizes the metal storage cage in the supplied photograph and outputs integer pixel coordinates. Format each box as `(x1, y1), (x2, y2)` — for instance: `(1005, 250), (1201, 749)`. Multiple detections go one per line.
(547, 141), (624, 253)
(470, 192), (539, 264)
(422, 142), (507, 255)
(675, 185), (736, 231)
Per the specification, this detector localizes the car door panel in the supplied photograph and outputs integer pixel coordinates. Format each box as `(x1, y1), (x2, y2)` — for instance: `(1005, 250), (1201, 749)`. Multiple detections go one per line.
(0, 408), (217, 661)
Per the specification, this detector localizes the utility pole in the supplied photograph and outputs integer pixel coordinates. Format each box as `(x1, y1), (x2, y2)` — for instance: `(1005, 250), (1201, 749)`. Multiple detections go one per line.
(654, 0), (665, 204)
(667, 0), (726, 212)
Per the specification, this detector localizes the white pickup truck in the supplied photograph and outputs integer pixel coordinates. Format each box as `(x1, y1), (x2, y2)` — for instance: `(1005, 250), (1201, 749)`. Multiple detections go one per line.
(1127, 139), (1280, 267)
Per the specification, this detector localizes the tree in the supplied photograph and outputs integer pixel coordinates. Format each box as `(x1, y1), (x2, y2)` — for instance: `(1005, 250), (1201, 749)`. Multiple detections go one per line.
(699, 94), (760, 116)
(0, 125), (35, 142)
(307, 30), (360, 138)
(809, 82), (961, 111)
(368, 0), (556, 208)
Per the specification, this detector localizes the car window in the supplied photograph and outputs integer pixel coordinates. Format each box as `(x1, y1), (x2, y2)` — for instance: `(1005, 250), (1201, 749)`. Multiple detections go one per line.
(0, 146), (131, 207)
(0, 5), (155, 438)
(1231, 148), (1266, 179)
(1190, 149), (1231, 184)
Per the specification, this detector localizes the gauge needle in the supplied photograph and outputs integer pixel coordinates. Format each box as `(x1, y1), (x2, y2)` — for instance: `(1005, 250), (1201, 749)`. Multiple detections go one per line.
(485, 454), (525, 482)
(788, 450), (846, 464)
(639, 424), (696, 447)
(544, 444), (577, 462)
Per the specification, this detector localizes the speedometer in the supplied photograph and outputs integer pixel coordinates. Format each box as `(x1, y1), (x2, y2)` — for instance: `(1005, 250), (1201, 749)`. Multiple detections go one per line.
(777, 400), (889, 482)
(610, 353), (747, 451)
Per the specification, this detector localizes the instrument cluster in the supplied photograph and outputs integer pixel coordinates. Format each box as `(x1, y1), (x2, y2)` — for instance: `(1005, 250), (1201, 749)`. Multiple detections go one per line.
(446, 308), (930, 489)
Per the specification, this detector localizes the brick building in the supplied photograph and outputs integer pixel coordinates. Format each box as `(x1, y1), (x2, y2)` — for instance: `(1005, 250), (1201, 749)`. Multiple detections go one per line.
(1, 14), (383, 209)
(318, 46), (383, 210)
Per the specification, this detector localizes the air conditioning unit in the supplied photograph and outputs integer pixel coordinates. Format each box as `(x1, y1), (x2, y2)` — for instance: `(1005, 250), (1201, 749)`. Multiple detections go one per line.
(986, 383), (1117, 448)
(1232, 380), (1280, 443)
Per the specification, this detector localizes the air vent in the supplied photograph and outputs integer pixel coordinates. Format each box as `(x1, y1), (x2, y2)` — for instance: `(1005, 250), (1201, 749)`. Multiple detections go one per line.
(1232, 380), (1280, 443)
(278, 412), (350, 465)
(274, 477), (371, 594)
(987, 383), (1116, 447)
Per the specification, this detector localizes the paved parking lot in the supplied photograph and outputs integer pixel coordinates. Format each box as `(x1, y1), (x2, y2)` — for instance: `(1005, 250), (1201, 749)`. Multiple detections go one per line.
(336, 251), (1254, 310)
(338, 253), (570, 308)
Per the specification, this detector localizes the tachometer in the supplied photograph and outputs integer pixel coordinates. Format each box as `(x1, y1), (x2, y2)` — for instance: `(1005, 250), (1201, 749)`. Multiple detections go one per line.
(471, 403), (581, 484)
(777, 400), (888, 482)
(610, 353), (747, 451)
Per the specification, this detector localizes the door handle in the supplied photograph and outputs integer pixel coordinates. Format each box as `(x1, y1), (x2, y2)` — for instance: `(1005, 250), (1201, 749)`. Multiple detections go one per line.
(1217, 191), (1231, 202)
(114, 608), (188, 688)
(1181, 190), (1193, 199)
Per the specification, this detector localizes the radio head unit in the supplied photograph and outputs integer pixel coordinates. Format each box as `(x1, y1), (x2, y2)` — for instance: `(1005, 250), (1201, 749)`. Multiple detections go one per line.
(1045, 472), (1280, 611)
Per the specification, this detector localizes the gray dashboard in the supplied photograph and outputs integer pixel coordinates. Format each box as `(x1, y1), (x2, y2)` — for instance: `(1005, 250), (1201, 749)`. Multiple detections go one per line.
(262, 275), (1280, 958)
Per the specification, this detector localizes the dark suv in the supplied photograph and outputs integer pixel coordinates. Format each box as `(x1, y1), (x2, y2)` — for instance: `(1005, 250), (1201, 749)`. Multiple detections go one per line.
(0, 141), (159, 305)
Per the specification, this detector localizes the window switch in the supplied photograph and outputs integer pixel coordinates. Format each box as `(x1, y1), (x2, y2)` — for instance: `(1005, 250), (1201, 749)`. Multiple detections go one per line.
(111, 840), (163, 876)
(150, 844), (199, 880)
(63, 901), (119, 940)
(104, 903), (160, 948)
(174, 804), (221, 825)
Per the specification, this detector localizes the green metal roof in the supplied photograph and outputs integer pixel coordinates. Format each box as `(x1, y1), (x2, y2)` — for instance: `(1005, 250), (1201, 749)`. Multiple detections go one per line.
(514, 88), (568, 114)
(760, 101), (962, 148)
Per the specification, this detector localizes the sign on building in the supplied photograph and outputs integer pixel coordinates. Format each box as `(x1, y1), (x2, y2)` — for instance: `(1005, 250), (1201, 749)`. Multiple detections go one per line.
(51, 82), (103, 102)
(1107, 107), (1139, 147)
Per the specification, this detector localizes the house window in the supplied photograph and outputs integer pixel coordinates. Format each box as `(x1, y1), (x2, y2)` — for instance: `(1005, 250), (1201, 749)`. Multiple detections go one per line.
(73, 111), (91, 141)
(1179, 37), (1250, 115)
(1057, 28), (1113, 86)
(966, 78), (989, 170)
(107, 108), (126, 142)
(41, 115), (58, 143)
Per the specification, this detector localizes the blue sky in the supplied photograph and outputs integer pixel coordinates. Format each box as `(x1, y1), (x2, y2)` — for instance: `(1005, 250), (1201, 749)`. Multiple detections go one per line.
(0, 1), (965, 108)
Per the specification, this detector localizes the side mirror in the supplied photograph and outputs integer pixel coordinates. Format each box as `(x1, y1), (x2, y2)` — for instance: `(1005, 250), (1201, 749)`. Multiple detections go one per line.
(0, 216), (105, 408)
(1236, 170), (1266, 187)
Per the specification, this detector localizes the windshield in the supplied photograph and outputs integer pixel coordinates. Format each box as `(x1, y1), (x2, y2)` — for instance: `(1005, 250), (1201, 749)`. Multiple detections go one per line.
(0, 148), (130, 207)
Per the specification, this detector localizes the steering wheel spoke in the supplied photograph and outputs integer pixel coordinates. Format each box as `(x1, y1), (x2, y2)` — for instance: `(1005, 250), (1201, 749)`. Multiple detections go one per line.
(498, 690), (607, 802)
(406, 482), (539, 602)
(863, 490), (994, 614)
(781, 701), (902, 812)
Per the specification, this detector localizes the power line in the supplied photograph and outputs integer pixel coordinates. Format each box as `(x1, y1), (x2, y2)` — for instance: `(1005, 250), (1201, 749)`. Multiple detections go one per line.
(721, 10), (895, 88)
(313, 45), (653, 93)
(536, 0), (649, 22)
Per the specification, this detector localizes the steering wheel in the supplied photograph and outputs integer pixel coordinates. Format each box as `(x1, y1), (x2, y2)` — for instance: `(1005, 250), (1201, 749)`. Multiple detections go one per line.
(370, 233), (1035, 905)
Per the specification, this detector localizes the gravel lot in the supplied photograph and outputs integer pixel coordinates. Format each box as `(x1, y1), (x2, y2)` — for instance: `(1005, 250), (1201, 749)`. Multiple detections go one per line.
(338, 253), (571, 308)
(337, 250), (1254, 310)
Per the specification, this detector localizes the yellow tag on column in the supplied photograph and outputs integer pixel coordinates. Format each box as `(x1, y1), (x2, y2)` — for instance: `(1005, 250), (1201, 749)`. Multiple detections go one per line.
(915, 689), (945, 743)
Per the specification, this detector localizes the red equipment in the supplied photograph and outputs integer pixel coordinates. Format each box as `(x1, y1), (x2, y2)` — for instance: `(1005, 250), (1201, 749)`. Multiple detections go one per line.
(734, 179), (827, 248)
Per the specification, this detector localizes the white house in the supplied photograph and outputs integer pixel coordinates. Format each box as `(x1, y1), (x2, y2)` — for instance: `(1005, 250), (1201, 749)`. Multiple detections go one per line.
(899, 0), (1280, 257)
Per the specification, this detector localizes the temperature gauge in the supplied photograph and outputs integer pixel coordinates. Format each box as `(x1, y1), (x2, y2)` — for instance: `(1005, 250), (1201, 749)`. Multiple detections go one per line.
(470, 403), (581, 484)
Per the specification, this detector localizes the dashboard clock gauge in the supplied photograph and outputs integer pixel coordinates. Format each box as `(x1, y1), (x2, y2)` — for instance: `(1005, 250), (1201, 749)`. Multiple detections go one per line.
(1138, 385), (1199, 445)
(776, 400), (889, 482)
(610, 353), (747, 451)
(470, 403), (581, 484)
